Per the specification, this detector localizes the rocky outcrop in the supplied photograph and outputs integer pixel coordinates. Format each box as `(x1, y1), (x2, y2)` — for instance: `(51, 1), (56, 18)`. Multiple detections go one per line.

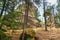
(16, 4), (41, 28)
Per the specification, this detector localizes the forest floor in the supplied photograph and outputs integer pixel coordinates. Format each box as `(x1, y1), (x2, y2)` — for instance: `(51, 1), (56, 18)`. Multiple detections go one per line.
(35, 27), (60, 40)
(5, 27), (60, 40)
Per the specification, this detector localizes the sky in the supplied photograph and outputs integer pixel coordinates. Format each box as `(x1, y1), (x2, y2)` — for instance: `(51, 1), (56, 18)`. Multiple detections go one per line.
(38, 0), (57, 22)
(47, 0), (57, 5)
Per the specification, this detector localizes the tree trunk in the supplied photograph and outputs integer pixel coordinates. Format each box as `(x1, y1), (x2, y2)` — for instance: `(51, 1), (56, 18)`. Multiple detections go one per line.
(22, 0), (29, 40)
(0, 0), (6, 29)
(43, 0), (48, 31)
(52, 6), (56, 27)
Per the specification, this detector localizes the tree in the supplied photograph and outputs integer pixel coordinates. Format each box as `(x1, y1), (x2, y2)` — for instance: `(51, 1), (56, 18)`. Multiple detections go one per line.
(57, 0), (60, 12)
(20, 0), (42, 40)
(45, 6), (53, 28)
(0, 0), (18, 29)
(54, 1), (60, 27)
(0, 0), (6, 29)
(54, 13), (60, 27)
(43, 0), (48, 31)
(2, 11), (21, 29)
(22, 0), (29, 40)
(35, 9), (41, 22)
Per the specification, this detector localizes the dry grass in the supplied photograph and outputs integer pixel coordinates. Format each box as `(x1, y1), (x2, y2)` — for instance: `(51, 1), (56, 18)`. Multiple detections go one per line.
(4, 27), (60, 40)
(35, 27), (60, 40)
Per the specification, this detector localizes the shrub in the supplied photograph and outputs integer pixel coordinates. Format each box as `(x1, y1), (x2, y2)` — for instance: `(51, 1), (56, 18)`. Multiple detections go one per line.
(0, 30), (11, 40)
(0, 29), (7, 32)
(25, 28), (35, 37)
(55, 23), (60, 28)
(19, 28), (36, 40)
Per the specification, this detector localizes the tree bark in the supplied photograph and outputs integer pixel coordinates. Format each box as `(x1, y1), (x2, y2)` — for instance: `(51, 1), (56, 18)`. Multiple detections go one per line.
(0, 0), (6, 29)
(43, 0), (48, 31)
(22, 0), (29, 40)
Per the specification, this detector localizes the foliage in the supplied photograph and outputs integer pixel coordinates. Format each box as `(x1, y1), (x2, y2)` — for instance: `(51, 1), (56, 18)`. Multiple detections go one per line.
(36, 18), (41, 22)
(35, 10), (40, 18)
(35, 10), (41, 22)
(54, 13), (60, 27)
(1, 11), (21, 29)
(55, 1), (60, 27)
(19, 28), (35, 40)
(57, 0), (60, 12)
(0, 0), (17, 29)
(25, 28), (35, 37)
(54, 14), (60, 27)
(0, 30), (11, 40)
(45, 8), (51, 16)
(0, 28), (7, 32)
(55, 23), (60, 28)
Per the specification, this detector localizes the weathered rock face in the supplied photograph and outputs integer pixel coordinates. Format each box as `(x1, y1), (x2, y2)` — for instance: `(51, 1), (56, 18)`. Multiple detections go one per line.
(16, 4), (41, 28)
